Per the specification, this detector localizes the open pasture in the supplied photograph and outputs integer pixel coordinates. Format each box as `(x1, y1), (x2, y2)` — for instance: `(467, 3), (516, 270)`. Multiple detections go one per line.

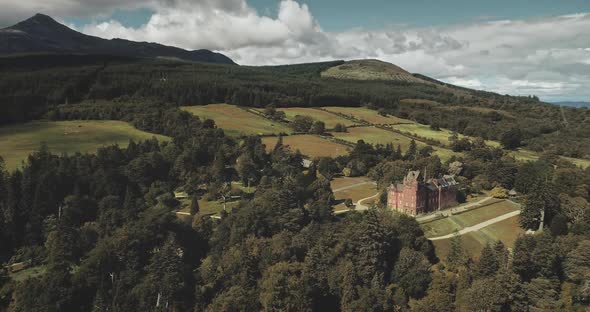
(279, 107), (358, 128)
(0, 120), (169, 170)
(330, 126), (458, 161)
(324, 106), (411, 124)
(181, 104), (292, 136)
(261, 135), (350, 158)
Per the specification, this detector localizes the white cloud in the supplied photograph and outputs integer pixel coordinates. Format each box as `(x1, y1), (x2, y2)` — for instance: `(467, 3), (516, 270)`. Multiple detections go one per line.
(2, 0), (590, 100)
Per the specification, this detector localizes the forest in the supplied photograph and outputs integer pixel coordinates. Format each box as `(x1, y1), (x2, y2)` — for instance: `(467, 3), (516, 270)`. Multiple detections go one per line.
(0, 54), (589, 158)
(0, 54), (590, 311)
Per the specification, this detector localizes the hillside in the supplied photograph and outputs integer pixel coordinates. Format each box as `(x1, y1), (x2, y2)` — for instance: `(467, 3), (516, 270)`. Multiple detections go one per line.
(0, 14), (235, 64)
(321, 59), (428, 83)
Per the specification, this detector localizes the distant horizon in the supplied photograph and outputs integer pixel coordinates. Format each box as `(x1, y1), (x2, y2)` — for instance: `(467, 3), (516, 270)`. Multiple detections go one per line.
(2, 0), (590, 101)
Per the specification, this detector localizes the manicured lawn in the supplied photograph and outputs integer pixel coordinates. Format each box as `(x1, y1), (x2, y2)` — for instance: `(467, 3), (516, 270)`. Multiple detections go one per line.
(422, 200), (519, 238)
(279, 107), (358, 128)
(330, 176), (373, 190)
(0, 120), (170, 170)
(425, 200), (524, 260)
(181, 104), (292, 136)
(324, 106), (411, 124)
(332, 180), (379, 211)
(261, 135), (350, 158)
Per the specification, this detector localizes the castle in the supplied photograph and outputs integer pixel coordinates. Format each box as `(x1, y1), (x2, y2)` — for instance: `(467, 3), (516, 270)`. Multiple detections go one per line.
(387, 170), (458, 216)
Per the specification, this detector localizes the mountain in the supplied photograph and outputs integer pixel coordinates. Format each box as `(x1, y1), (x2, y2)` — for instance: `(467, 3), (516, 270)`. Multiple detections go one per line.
(553, 101), (590, 108)
(321, 59), (429, 83)
(0, 13), (235, 64)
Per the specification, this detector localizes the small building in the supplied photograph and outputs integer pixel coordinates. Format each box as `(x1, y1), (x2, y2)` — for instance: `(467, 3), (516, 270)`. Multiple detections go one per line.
(387, 170), (458, 216)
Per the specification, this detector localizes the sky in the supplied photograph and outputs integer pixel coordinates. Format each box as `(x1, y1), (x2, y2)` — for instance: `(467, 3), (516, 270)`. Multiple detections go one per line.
(1, 0), (590, 102)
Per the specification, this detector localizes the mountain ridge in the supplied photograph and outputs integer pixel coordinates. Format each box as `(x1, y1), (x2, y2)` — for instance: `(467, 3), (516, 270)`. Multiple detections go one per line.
(0, 13), (235, 65)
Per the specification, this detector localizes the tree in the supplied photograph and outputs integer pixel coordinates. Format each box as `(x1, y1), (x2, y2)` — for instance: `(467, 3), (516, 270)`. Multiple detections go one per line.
(317, 157), (338, 180)
(564, 240), (590, 283)
(333, 123), (347, 132)
(290, 115), (314, 132)
(405, 140), (417, 161)
(190, 195), (200, 215)
(520, 183), (561, 230)
(490, 186), (508, 199)
(500, 128), (523, 150)
(310, 121), (326, 134)
(259, 262), (311, 312)
(392, 248), (432, 298)
(446, 233), (468, 272)
(475, 244), (499, 277)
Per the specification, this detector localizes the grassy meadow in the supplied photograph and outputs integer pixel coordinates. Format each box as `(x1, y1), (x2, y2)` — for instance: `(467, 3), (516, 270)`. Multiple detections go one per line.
(278, 107), (358, 128)
(181, 104), (292, 136)
(324, 106), (410, 124)
(0, 120), (169, 170)
(261, 135), (350, 158)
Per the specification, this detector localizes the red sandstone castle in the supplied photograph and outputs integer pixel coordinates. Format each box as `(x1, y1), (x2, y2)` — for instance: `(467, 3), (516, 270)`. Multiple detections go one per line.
(387, 170), (458, 216)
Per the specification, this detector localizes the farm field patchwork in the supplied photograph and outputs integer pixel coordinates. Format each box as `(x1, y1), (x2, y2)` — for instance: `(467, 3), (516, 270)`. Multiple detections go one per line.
(0, 120), (170, 170)
(324, 106), (411, 124)
(261, 135), (350, 158)
(278, 107), (358, 128)
(181, 104), (292, 136)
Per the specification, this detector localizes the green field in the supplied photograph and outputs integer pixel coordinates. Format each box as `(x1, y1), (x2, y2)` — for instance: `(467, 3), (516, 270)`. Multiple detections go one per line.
(422, 200), (525, 259)
(391, 123), (464, 146)
(421, 200), (520, 238)
(432, 215), (525, 259)
(181, 104), (292, 136)
(0, 120), (170, 169)
(278, 107), (358, 128)
(324, 106), (410, 124)
(262, 135), (350, 158)
(331, 126), (458, 161)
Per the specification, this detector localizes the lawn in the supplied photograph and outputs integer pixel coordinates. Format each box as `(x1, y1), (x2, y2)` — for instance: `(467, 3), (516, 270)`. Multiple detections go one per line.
(331, 126), (458, 161)
(261, 135), (350, 158)
(421, 200), (520, 238)
(0, 120), (170, 170)
(181, 104), (292, 136)
(279, 107), (358, 128)
(324, 106), (411, 124)
(333, 180), (379, 211)
(330, 176), (374, 190)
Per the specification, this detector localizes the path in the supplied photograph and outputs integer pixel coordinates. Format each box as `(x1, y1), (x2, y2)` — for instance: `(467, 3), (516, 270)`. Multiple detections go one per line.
(334, 192), (380, 215)
(428, 209), (521, 241)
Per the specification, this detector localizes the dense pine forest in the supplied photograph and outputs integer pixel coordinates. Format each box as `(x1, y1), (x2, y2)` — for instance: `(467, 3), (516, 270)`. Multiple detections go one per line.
(0, 54), (590, 311)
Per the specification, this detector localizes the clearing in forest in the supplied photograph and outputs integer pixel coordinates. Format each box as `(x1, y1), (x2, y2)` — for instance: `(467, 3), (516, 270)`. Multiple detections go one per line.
(261, 135), (350, 158)
(181, 104), (292, 136)
(0, 120), (170, 170)
(330, 176), (379, 211)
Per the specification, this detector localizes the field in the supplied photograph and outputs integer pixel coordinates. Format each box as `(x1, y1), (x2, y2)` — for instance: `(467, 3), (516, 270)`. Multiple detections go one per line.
(331, 126), (458, 161)
(421, 200), (525, 259)
(432, 216), (526, 259)
(261, 135), (350, 158)
(391, 123), (463, 146)
(324, 106), (410, 124)
(181, 104), (292, 136)
(0, 120), (170, 170)
(278, 107), (358, 128)
(421, 200), (520, 237)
